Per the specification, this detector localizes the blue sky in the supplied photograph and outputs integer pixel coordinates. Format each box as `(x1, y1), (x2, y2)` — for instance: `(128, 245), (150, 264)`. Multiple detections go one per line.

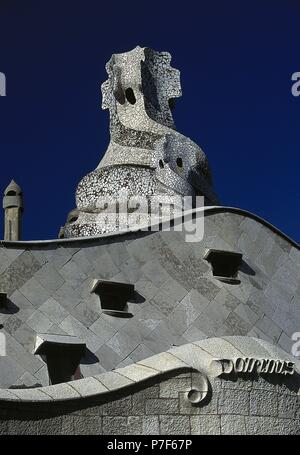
(0, 1), (299, 242)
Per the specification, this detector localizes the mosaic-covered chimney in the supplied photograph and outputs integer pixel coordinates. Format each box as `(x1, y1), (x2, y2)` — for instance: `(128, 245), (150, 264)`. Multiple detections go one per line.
(61, 46), (218, 238)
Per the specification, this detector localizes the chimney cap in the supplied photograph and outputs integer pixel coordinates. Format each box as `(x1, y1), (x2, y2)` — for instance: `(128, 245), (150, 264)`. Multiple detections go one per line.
(3, 179), (24, 210)
(4, 179), (22, 196)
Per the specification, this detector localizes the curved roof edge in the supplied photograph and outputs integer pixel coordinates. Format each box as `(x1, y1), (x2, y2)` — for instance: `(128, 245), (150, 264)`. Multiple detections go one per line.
(0, 206), (299, 249)
(0, 336), (298, 403)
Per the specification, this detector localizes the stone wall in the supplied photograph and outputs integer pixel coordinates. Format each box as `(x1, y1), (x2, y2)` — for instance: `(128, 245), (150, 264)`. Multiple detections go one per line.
(0, 207), (299, 387)
(0, 369), (299, 435)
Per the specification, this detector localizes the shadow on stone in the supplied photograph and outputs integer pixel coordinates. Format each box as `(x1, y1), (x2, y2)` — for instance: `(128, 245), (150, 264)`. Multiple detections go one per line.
(9, 383), (43, 389)
(0, 299), (19, 314)
(80, 348), (99, 365)
(127, 291), (146, 304)
(240, 260), (256, 276)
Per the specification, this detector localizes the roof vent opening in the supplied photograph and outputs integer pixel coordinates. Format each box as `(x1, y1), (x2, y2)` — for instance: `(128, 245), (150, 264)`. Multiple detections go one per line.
(91, 280), (135, 317)
(204, 249), (243, 284)
(34, 334), (86, 385)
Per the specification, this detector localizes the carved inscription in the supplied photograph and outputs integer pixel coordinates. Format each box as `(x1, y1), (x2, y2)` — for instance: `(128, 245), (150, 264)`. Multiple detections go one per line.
(219, 357), (295, 376)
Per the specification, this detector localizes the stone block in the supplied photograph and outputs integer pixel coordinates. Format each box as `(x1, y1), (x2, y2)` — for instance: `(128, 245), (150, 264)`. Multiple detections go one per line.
(160, 415), (190, 435)
(277, 393), (297, 419)
(103, 416), (127, 435)
(234, 303), (260, 326)
(71, 376), (107, 397)
(146, 398), (179, 415)
(9, 287), (38, 317)
(74, 416), (103, 435)
(0, 418), (8, 435)
(194, 278), (220, 302)
(96, 371), (134, 390)
(221, 377), (253, 392)
(37, 416), (63, 435)
(213, 288), (241, 312)
(193, 336), (242, 358)
(182, 325), (207, 343)
(92, 251), (120, 280)
(150, 289), (178, 317)
(132, 386), (159, 414)
(142, 416), (159, 435)
(162, 278), (188, 303)
(141, 259), (171, 288)
(138, 352), (188, 372)
(193, 301), (230, 337)
(167, 291), (210, 334)
(0, 356), (25, 388)
(33, 365), (49, 386)
(220, 415), (246, 435)
(39, 297), (69, 324)
(106, 242), (130, 267)
(19, 277), (52, 308)
(105, 329), (140, 359)
(72, 249), (95, 275)
(190, 415), (220, 435)
(60, 415), (75, 435)
(134, 303), (165, 334)
(222, 335), (269, 358)
(220, 311), (252, 336)
(255, 316), (282, 343)
(5, 331), (44, 374)
(89, 316), (116, 343)
(127, 416), (142, 435)
(1, 251), (42, 296)
(169, 341), (215, 374)
(135, 277), (159, 300)
(8, 419), (39, 435)
(8, 388), (49, 402)
(53, 283), (82, 310)
(59, 260), (88, 289)
(126, 235), (158, 265)
(251, 375), (278, 392)
(4, 315), (22, 335)
(118, 363), (158, 382)
(34, 263), (65, 293)
(15, 371), (42, 388)
(26, 310), (53, 333)
(245, 416), (279, 435)
(249, 390), (278, 416)
(247, 327), (273, 344)
(130, 344), (155, 363)
(70, 301), (99, 327)
(218, 389), (249, 415)
(13, 323), (37, 352)
(41, 382), (80, 400)
(159, 377), (191, 398)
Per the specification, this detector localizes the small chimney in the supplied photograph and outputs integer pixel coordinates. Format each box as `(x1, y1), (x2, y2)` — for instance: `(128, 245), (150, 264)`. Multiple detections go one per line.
(3, 180), (24, 241)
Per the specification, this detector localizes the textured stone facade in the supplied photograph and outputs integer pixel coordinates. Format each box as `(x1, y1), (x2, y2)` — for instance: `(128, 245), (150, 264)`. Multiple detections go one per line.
(0, 338), (299, 435)
(0, 207), (299, 388)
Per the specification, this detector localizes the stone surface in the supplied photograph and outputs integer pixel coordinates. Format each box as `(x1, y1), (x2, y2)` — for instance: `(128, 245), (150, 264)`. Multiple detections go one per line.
(0, 206), (298, 428)
(0, 358), (298, 434)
